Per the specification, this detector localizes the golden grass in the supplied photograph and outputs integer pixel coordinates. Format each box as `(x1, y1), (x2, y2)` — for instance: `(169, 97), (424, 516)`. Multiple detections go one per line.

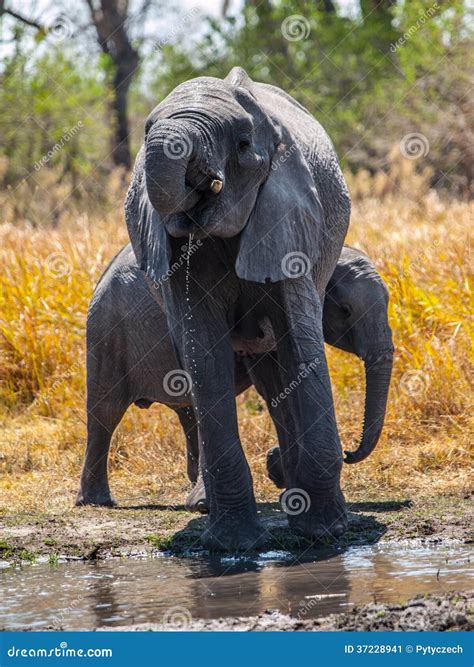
(1, 162), (472, 513)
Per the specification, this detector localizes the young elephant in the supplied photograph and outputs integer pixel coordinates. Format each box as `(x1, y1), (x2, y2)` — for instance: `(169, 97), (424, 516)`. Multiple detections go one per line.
(77, 245), (393, 510)
(266, 245), (394, 490)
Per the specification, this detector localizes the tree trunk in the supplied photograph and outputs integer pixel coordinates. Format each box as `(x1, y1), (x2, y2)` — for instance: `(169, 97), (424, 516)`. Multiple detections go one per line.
(110, 58), (138, 168)
(319, 0), (336, 13)
(86, 0), (139, 169)
(360, 0), (397, 52)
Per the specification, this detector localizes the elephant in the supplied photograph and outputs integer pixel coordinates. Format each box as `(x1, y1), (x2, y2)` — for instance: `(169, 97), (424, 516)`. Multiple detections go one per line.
(122, 66), (353, 549)
(77, 243), (393, 518)
(267, 244), (394, 489)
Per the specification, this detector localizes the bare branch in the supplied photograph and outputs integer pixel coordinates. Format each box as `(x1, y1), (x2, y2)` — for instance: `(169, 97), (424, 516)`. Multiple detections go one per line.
(2, 5), (45, 31)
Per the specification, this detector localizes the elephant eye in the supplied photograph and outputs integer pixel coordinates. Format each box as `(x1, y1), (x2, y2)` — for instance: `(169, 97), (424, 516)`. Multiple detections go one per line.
(238, 135), (251, 152)
(340, 303), (352, 319)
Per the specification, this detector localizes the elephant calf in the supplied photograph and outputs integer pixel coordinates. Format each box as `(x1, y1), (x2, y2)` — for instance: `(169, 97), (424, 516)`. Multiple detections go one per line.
(77, 244), (393, 510)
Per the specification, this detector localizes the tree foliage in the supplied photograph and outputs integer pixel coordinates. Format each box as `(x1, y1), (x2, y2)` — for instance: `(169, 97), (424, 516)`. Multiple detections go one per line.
(153, 0), (473, 194)
(1, 0), (472, 204)
(0, 43), (110, 188)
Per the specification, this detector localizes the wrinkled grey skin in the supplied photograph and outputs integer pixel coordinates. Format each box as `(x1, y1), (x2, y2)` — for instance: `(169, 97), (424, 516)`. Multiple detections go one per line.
(123, 67), (352, 549)
(77, 244), (393, 518)
(267, 245), (394, 490)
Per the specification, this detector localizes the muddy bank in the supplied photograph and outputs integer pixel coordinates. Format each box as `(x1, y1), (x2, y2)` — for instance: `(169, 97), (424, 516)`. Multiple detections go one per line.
(98, 592), (473, 632)
(0, 494), (471, 564)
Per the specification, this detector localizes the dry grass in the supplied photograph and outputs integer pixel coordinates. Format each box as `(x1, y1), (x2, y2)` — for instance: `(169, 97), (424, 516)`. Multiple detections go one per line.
(0, 160), (472, 513)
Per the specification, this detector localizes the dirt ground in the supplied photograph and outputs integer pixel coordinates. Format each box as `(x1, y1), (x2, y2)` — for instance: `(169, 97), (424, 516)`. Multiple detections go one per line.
(1, 493), (472, 632)
(0, 493), (471, 563)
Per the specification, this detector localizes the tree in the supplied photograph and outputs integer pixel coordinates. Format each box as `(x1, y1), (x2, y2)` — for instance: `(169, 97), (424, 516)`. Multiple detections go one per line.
(85, 0), (139, 169)
(360, 0), (398, 52)
(1, 0), (145, 170)
(0, 0), (44, 30)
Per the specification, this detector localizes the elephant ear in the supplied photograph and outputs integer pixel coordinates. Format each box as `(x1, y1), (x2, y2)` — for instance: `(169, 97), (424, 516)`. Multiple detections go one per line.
(225, 66), (253, 88)
(124, 146), (170, 287)
(235, 128), (324, 283)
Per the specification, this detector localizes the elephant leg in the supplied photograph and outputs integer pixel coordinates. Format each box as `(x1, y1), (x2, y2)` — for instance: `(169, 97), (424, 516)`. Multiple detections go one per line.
(269, 278), (347, 540)
(165, 287), (263, 551)
(177, 406), (199, 484)
(176, 407), (209, 514)
(76, 386), (127, 507)
(244, 352), (293, 489)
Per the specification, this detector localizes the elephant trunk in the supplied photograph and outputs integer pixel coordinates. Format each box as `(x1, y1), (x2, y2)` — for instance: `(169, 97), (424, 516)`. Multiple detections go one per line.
(344, 348), (393, 464)
(145, 119), (201, 215)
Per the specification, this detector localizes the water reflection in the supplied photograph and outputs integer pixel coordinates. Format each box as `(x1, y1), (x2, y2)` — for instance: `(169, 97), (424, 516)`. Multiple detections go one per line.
(0, 544), (471, 630)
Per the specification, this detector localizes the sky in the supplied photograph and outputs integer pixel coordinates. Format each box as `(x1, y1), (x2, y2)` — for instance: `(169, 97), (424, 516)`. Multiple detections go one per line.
(3, 0), (360, 26)
(0, 0), (361, 60)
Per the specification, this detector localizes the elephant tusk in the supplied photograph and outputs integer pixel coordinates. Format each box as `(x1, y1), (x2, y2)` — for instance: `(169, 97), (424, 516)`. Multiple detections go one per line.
(210, 179), (223, 194)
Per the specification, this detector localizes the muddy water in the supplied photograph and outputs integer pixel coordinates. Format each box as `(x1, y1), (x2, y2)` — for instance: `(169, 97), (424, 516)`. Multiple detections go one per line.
(1, 544), (472, 630)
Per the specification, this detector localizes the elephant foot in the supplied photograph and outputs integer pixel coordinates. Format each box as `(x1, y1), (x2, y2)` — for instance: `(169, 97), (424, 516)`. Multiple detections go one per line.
(75, 487), (117, 507)
(185, 478), (209, 514)
(266, 446), (285, 489)
(285, 485), (347, 542)
(201, 514), (266, 552)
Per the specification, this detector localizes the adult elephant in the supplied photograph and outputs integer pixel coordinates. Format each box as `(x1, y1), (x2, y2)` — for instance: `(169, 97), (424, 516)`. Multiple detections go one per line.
(125, 67), (351, 550)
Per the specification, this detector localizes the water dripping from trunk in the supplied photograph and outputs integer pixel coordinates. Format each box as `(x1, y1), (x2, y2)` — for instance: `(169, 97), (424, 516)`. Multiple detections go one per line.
(184, 234), (202, 431)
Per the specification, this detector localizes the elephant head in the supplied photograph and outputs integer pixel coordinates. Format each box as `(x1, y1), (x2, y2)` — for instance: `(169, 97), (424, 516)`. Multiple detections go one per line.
(323, 246), (394, 463)
(143, 79), (274, 240)
(126, 71), (324, 286)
